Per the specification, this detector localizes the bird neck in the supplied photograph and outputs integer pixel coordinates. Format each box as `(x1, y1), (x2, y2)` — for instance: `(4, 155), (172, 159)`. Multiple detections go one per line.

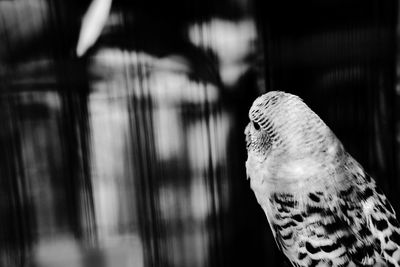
(263, 152), (348, 196)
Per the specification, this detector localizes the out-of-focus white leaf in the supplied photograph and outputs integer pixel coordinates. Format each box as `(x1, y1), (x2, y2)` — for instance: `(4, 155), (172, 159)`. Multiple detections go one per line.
(76, 0), (112, 57)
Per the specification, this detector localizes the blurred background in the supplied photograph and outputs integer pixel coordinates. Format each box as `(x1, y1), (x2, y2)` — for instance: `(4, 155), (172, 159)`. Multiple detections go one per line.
(0, 0), (399, 266)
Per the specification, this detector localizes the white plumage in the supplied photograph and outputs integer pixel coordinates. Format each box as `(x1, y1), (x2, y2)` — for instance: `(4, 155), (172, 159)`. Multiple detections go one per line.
(245, 91), (400, 267)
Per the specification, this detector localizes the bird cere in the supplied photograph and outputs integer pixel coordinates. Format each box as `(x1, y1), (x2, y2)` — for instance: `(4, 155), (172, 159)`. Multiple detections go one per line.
(245, 91), (400, 267)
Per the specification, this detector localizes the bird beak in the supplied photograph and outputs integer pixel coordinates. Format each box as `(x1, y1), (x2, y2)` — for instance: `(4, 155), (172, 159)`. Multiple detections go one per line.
(244, 123), (252, 149)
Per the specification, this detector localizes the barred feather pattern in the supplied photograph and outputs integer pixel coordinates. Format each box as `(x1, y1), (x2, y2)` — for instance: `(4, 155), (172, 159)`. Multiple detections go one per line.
(245, 91), (400, 267)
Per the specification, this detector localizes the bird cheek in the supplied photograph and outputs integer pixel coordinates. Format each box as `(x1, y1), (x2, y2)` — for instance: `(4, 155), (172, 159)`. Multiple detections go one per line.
(245, 134), (252, 149)
(245, 125), (254, 149)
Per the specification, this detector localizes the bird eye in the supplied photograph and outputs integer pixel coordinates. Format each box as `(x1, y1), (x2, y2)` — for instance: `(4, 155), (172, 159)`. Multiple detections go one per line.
(253, 121), (261, 130)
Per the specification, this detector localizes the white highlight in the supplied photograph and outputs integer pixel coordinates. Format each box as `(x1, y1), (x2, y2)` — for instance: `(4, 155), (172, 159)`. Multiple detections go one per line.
(188, 18), (257, 86)
(76, 0), (112, 57)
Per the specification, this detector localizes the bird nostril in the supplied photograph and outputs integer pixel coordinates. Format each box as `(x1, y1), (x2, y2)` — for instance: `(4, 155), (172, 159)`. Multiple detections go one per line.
(253, 121), (261, 130)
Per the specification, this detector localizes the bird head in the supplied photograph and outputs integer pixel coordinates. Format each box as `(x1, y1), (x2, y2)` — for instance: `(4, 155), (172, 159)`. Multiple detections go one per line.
(245, 91), (341, 163)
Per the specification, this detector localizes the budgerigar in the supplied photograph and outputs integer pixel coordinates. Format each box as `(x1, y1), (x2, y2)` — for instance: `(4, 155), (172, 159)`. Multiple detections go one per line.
(245, 91), (400, 267)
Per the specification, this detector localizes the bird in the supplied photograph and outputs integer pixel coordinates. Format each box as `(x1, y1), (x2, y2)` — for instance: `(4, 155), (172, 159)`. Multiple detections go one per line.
(244, 91), (400, 267)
